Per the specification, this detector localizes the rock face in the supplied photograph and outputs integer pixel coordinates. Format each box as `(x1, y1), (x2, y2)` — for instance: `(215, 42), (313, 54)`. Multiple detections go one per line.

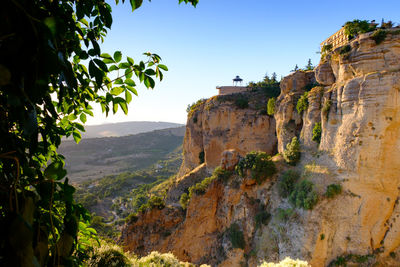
(179, 90), (278, 176)
(274, 70), (315, 153)
(120, 30), (400, 267)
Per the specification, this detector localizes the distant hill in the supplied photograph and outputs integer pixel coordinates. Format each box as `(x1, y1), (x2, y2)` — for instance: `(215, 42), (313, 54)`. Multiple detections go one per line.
(80, 121), (184, 139)
(58, 126), (185, 183)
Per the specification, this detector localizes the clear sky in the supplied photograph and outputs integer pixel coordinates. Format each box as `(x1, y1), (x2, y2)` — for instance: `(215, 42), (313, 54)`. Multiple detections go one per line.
(86, 0), (400, 125)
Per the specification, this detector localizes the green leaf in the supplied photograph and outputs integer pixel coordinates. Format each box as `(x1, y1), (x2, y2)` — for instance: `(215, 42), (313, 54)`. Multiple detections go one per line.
(74, 123), (85, 132)
(130, 0), (143, 11)
(109, 65), (119, 71)
(126, 85), (138, 96)
(44, 160), (67, 180)
(118, 62), (130, 69)
(124, 78), (136, 87)
(145, 69), (156, 75)
(158, 64), (168, 71)
(68, 114), (77, 121)
(114, 78), (124, 85)
(119, 101), (128, 114)
(93, 59), (108, 72)
(113, 102), (118, 113)
(111, 86), (124, 96)
(100, 53), (113, 60)
(113, 51), (122, 63)
(73, 130), (82, 144)
(125, 69), (133, 79)
(125, 90), (132, 104)
(80, 113), (87, 123)
(127, 57), (134, 65)
(89, 60), (103, 85)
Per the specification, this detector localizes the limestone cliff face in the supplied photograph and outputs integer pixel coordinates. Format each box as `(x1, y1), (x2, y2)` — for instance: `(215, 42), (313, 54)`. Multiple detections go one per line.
(120, 31), (400, 267)
(274, 70), (315, 153)
(179, 90), (277, 176)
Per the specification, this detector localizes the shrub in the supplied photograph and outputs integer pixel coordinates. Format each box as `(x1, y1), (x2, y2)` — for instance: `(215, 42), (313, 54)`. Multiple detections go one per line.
(278, 170), (300, 198)
(255, 211), (271, 228)
(267, 97), (276, 115)
(275, 208), (295, 223)
(312, 122), (322, 144)
(371, 29), (387, 44)
(235, 96), (249, 109)
(296, 92), (309, 114)
(179, 193), (190, 210)
(228, 223), (245, 249)
(289, 180), (318, 210)
(322, 99), (332, 119)
(339, 45), (351, 55)
(125, 214), (138, 224)
(344, 19), (377, 39)
(213, 166), (233, 183)
(321, 43), (333, 54)
(236, 151), (276, 184)
(88, 246), (132, 267)
(188, 176), (216, 197)
(199, 150), (205, 164)
(259, 257), (310, 267)
(138, 195), (165, 213)
(136, 251), (183, 267)
(283, 137), (301, 165)
(186, 98), (206, 118)
(325, 184), (342, 198)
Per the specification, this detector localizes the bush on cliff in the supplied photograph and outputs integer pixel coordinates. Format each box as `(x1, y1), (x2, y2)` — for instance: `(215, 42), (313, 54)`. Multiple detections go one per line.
(258, 257), (310, 267)
(138, 196), (165, 213)
(296, 92), (309, 114)
(278, 170), (301, 198)
(236, 151), (276, 184)
(267, 97), (276, 115)
(344, 19), (377, 39)
(312, 122), (322, 144)
(289, 180), (318, 210)
(325, 184), (342, 198)
(283, 137), (301, 165)
(227, 223), (245, 249)
(179, 193), (190, 210)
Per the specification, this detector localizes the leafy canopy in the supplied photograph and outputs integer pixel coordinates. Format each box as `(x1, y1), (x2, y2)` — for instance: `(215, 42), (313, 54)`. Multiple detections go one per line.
(0, 0), (197, 265)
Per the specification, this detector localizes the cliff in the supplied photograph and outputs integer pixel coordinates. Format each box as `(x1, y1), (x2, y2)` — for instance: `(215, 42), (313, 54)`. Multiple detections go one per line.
(120, 30), (400, 266)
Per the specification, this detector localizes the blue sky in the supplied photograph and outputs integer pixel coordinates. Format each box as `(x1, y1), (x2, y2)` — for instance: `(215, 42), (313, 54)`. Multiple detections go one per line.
(86, 0), (400, 125)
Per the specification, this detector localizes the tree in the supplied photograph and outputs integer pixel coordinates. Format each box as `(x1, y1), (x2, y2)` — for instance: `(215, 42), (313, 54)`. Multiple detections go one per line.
(271, 72), (278, 83)
(343, 19), (377, 39)
(0, 0), (198, 266)
(292, 64), (299, 72)
(305, 59), (313, 70)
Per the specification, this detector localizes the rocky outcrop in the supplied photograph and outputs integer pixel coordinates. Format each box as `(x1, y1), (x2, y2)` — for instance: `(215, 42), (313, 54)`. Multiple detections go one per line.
(121, 30), (400, 267)
(274, 70), (315, 153)
(179, 90), (278, 176)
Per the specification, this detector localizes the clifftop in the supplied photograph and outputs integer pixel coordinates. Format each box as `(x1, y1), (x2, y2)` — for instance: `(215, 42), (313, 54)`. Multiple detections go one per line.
(120, 30), (400, 266)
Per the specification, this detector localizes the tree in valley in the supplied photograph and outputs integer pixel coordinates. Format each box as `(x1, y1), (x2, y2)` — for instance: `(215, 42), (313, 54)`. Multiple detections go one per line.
(0, 0), (198, 265)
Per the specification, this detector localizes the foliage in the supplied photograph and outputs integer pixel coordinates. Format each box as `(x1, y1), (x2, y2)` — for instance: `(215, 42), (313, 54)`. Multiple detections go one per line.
(296, 92), (309, 114)
(247, 73), (281, 98)
(87, 241), (134, 267)
(258, 257), (310, 267)
(275, 208), (295, 223)
(292, 64), (299, 72)
(199, 150), (205, 164)
(0, 0), (197, 265)
(267, 97), (276, 115)
(278, 170), (300, 198)
(322, 100), (332, 119)
(325, 184), (342, 198)
(312, 122), (322, 144)
(235, 151), (276, 184)
(138, 196), (165, 213)
(189, 176), (216, 197)
(227, 223), (245, 249)
(283, 137), (301, 165)
(339, 45), (351, 55)
(371, 29), (388, 44)
(187, 98), (207, 118)
(344, 19), (377, 39)
(235, 96), (249, 109)
(321, 44), (333, 53)
(255, 211), (271, 228)
(303, 82), (320, 92)
(213, 166), (234, 183)
(289, 180), (318, 210)
(179, 193), (190, 210)
(304, 59), (314, 70)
